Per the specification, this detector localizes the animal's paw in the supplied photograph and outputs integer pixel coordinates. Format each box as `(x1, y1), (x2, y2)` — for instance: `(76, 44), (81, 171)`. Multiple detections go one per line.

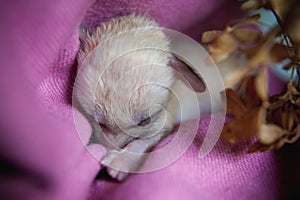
(101, 149), (144, 181)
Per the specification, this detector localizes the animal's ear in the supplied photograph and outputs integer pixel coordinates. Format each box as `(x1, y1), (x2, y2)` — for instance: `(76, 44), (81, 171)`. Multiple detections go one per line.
(77, 24), (94, 65)
(169, 55), (206, 92)
(78, 24), (91, 50)
(79, 24), (90, 39)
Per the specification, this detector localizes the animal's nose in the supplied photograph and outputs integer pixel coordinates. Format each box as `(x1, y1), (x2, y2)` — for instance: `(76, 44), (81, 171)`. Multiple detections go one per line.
(99, 123), (111, 133)
(99, 124), (134, 148)
(103, 131), (134, 149)
(99, 124), (116, 141)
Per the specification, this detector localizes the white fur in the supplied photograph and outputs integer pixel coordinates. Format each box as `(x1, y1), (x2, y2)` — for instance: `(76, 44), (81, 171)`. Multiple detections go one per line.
(73, 14), (201, 181)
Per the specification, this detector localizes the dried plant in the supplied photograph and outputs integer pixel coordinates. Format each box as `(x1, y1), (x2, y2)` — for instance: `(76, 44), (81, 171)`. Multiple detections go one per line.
(202, 0), (300, 152)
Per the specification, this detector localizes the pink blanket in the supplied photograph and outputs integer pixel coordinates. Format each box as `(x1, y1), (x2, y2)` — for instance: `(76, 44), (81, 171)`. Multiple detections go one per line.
(0, 0), (292, 199)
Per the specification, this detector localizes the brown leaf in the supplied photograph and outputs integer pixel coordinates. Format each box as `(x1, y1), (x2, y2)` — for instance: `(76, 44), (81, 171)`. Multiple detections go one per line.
(242, 76), (262, 109)
(221, 108), (262, 143)
(241, 0), (268, 10)
(232, 28), (262, 46)
(245, 26), (281, 67)
(270, 0), (294, 21)
(286, 124), (300, 143)
(270, 44), (294, 63)
(285, 12), (300, 43)
(203, 0), (300, 152)
(250, 81), (300, 152)
(223, 68), (250, 88)
(248, 140), (274, 153)
(221, 75), (266, 143)
(246, 43), (273, 67)
(267, 101), (286, 125)
(201, 30), (223, 43)
(208, 31), (238, 63)
(254, 66), (268, 102)
(267, 82), (300, 131)
(225, 88), (248, 119)
(249, 124), (300, 153)
(228, 14), (261, 27)
(282, 102), (300, 131)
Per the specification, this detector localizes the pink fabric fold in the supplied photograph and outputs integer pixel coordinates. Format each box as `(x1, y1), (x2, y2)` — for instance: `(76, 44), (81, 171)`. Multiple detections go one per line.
(0, 0), (286, 199)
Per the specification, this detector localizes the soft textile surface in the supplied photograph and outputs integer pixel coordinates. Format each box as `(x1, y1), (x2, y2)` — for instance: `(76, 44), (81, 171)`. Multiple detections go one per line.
(0, 0), (289, 199)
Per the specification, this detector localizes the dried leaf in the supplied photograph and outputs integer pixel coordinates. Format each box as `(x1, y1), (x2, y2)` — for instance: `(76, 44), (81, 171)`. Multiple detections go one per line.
(221, 108), (263, 143)
(221, 75), (265, 143)
(286, 124), (300, 143)
(243, 76), (262, 108)
(245, 27), (281, 67)
(270, 44), (294, 62)
(232, 28), (262, 46)
(270, 0), (294, 21)
(202, 30), (223, 43)
(254, 66), (268, 102)
(241, 0), (267, 11)
(223, 68), (250, 88)
(267, 82), (300, 132)
(249, 124), (300, 153)
(285, 10), (300, 43)
(288, 31), (300, 47)
(225, 88), (248, 119)
(203, 0), (300, 152)
(228, 14), (261, 27)
(208, 32), (238, 63)
(248, 141), (274, 152)
(248, 81), (300, 152)
(282, 103), (299, 131)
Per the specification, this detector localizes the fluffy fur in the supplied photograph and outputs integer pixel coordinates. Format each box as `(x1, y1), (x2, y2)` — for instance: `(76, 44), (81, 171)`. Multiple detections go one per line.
(73, 14), (204, 181)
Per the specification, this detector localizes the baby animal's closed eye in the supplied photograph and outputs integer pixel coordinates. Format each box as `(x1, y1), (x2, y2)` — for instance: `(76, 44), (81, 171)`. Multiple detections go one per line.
(73, 14), (206, 181)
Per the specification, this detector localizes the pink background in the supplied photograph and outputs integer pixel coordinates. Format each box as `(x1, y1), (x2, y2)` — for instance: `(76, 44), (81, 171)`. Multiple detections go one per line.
(0, 0), (295, 199)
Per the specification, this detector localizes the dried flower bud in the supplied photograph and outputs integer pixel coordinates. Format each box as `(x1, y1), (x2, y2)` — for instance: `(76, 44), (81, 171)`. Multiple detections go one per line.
(258, 124), (287, 145)
(208, 31), (238, 63)
(250, 82), (300, 152)
(203, 0), (300, 152)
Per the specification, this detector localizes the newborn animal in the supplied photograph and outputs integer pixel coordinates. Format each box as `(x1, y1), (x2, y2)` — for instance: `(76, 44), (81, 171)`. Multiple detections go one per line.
(73, 14), (205, 181)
